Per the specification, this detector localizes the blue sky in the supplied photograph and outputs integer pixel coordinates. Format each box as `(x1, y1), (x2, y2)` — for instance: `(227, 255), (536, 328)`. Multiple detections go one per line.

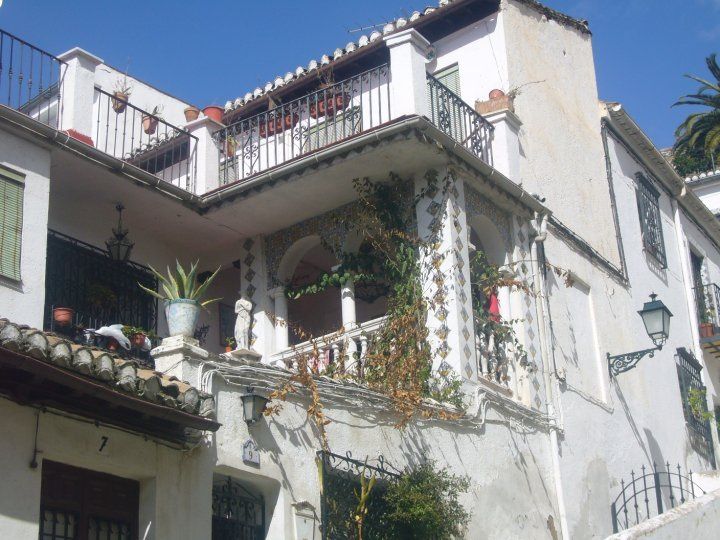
(1, 0), (717, 148)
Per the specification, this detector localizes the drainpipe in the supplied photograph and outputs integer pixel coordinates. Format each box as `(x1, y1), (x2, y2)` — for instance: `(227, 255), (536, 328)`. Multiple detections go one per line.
(672, 196), (720, 464)
(530, 212), (570, 539)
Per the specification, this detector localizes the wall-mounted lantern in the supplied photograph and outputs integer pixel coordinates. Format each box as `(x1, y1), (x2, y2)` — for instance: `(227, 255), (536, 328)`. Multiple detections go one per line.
(608, 293), (673, 377)
(241, 387), (270, 424)
(106, 203), (134, 262)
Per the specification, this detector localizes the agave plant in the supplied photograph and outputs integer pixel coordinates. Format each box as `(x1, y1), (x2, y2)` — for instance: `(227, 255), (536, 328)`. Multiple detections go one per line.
(674, 54), (720, 159)
(138, 260), (221, 308)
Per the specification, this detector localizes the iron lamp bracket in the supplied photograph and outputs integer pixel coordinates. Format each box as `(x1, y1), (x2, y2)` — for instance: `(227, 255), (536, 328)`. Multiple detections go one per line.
(607, 346), (661, 377)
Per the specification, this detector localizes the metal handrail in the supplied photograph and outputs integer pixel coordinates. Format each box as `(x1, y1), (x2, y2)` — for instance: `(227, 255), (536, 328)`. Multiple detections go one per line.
(215, 64), (390, 186)
(427, 72), (494, 163)
(94, 87), (198, 191)
(0, 28), (66, 129)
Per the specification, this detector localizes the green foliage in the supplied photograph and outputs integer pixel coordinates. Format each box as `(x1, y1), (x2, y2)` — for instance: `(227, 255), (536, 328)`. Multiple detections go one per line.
(138, 260), (222, 307)
(674, 54), (720, 159)
(688, 387), (716, 425)
(384, 462), (470, 540)
(672, 147), (717, 177)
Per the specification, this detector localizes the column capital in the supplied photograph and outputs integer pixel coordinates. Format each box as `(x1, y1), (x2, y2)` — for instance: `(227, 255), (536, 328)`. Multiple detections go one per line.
(269, 286), (286, 300)
(384, 28), (432, 55)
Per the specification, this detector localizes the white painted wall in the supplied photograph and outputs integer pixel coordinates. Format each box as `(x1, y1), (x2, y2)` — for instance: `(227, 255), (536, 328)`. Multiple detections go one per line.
(0, 398), (212, 539)
(0, 129), (51, 328)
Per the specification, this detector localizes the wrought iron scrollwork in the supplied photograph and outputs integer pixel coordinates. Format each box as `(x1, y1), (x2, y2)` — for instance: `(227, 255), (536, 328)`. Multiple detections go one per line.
(212, 476), (265, 540)
(607, 347), (658, 377)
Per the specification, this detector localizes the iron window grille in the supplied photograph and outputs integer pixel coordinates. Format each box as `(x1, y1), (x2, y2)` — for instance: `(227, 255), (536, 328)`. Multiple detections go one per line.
(635, 173), (666, 267)
(676, 347), (714, 456)
(211, 476), (265, 540)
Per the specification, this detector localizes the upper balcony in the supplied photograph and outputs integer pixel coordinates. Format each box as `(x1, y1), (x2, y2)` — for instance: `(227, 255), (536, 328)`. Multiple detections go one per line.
(696, 282), (720, 359)
(0, 28), (496, 199)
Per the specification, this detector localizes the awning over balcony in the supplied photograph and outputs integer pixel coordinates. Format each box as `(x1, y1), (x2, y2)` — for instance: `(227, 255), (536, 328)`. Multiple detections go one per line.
(0, 319), (219, 445)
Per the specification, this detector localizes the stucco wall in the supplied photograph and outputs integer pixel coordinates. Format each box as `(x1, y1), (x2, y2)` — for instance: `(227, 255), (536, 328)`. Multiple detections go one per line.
(0, 398), (213, 539)
(0, 128), (51, 328)
(500, 0), (620, 267)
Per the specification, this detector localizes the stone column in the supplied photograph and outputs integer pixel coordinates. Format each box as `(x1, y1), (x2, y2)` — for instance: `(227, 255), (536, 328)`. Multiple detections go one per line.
(384, 29), (432, 119)
(184, 116), (223, 195)
(57, 47), (103, 138)
(270, 286), (289, 351)
(340, 278), (356, 329)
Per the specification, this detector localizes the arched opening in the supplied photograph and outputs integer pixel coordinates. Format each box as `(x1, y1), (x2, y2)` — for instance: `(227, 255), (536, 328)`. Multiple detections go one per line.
(468, 216), (515, 389)
(354, 239), (389, 324)
(285, 241), (342, 345)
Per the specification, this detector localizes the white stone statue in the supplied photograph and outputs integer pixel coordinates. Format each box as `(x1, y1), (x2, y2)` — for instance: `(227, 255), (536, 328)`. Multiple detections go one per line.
(234, 298), (253, 350)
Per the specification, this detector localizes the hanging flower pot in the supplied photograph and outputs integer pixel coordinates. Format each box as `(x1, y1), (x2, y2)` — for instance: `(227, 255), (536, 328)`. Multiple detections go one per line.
(325, 92), (349, 118)
(52, 307), (75, 327)
(112, 92), (129, 113)
(106, 336), (120, 351)
(142, 114), (158, 135)
(184, 105), (200, 122)
(203, 106), (224, 123)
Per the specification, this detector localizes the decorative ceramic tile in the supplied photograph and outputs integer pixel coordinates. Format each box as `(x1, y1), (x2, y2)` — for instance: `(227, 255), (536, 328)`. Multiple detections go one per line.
(243, 238), (254, 251)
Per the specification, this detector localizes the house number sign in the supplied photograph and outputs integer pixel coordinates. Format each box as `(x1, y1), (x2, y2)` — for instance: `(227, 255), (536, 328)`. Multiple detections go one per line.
(243, 438), (260, 465)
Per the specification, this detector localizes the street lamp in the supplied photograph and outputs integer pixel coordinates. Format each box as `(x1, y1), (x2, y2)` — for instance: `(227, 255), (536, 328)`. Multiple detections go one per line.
(241, 387), (270, 424)
(608, 293), (673, 377)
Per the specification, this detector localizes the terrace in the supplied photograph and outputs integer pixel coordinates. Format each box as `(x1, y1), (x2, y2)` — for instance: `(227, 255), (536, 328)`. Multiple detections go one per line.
(0, 27), (494, 197)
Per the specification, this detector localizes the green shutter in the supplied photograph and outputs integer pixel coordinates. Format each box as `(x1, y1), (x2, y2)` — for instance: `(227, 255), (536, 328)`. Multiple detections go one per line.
(0, 168), (24, 281)
(434, 65), (461, 96)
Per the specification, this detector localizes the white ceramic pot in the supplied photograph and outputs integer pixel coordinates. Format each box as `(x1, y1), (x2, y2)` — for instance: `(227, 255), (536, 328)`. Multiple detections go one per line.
(166, 299), (199, 337)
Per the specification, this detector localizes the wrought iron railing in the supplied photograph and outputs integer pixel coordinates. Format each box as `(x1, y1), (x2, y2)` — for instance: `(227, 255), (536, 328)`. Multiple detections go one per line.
(93, 87), (198, 191)
(694, 282), (720, 333)
(610, 462), (705, 533)
(427, 72), (493, 164)
(215, 64), (390, 186)
(676, 347), (714, 458)
(0, 28), (65, 129)
(44, 230), (158, 335)
(212, 476), (265, 540)
(318, 450), (400, 540)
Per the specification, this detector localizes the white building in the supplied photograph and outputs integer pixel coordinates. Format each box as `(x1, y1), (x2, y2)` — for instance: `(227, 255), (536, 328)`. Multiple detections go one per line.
(2, 0), (720, 538)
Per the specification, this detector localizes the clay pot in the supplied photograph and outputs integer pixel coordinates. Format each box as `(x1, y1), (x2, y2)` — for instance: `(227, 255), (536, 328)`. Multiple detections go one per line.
(700, 322), (715, 338)
(106, 337), (120, 351)
(203, 106), (224, 123)
(131, 333), (146, 348)
(142, 115), (158, 135)
(184, 106), (200, 122)
(112, 92), (129, 113)
(225, 346), (233, 353)
(52, 307), (75, 327)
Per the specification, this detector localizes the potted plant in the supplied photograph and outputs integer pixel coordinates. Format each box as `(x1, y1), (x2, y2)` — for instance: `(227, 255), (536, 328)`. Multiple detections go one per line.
(224, 337), (236, 353)
(142, 105), (163, 135)
(112, 76), (132, 113)
(700, 309), (715, 338)
(203, 105), (224, 123)
(184, 105), (200, 122)
(52, 307), (75, 327)
(87, 283), (117, 315)
(123, 325), (148, 349)
(138, 260), (221, 338)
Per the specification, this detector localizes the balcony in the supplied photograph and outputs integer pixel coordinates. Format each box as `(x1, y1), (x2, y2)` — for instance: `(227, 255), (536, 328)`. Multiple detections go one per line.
(696, 283), (720, 358)
(0, 27), (494, 198)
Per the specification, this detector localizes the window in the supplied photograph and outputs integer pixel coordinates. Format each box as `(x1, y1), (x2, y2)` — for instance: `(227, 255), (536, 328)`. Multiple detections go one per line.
(635, 173), (666, 267)
(212, 476), (265, 540)
(39, 460), (139, 540)
(433, 64), (460, 96)
(0, 165), (24, 281)
(676, 348), (713, 454)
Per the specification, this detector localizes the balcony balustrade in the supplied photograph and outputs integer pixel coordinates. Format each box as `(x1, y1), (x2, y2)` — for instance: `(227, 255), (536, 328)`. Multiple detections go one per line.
(271, 316), (386, 377)
(695, 283), (720, 358)
(93, 88), (198, 192)
(0, 28), (65, 129)
(0, 28), (494, 196)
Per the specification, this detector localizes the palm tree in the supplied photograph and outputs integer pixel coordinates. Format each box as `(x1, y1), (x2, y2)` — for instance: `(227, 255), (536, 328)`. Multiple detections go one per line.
(674, 54), (720, 160)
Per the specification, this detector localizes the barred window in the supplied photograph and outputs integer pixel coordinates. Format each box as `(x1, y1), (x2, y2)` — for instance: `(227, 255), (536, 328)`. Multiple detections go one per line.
(635, 173), (666, 267)
(0, 165), (25, 281)
(676, 348), (713, 453)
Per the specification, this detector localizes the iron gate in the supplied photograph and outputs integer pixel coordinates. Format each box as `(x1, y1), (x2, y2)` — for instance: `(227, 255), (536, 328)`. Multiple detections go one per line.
(212, 477), (265, 540)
